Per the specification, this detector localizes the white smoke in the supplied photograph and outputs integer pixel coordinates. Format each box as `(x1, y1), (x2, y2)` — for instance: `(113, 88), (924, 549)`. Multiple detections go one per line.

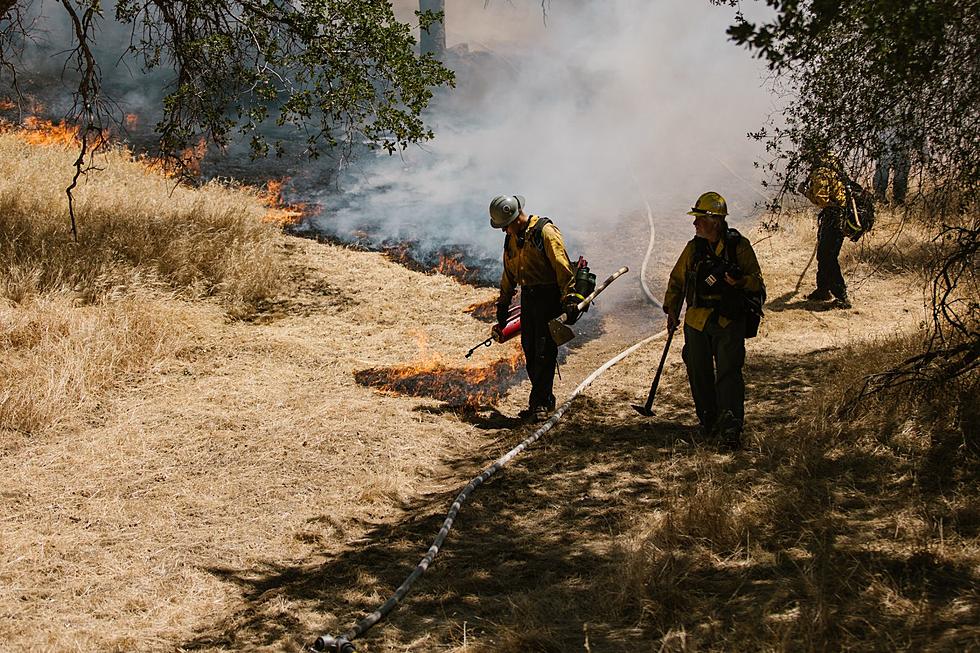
(307, 0), (776, 271)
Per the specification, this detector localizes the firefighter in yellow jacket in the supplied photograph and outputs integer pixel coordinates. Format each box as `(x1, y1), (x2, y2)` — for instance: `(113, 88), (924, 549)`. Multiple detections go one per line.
(663, 191), (764, 449)
(798, 155), (852, 308)
(489, 195), (578, 422)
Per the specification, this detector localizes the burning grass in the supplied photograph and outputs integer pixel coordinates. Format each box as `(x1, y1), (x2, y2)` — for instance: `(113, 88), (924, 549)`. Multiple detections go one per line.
(355, 347), (523, 409)
(464, 297), (500, 322)
(259, 178), (318, 226)
(382, 241), (495, 287)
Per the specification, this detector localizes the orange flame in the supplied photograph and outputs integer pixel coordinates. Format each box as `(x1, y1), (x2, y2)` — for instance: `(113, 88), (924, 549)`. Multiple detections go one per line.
(259, 178), (313, 226)
(464, 298), (499, 321)
(434, 254), (469, 277)
(125, 113), (139, 127)
(11, 116), (111, 150)
(129, 136), (207, 179)
(432, 253), (482, 285)
(19, 117), (82, 147)
(0, 98), (15, 111)
(178, 136), (208, 177)
(355, 340), (524, 409)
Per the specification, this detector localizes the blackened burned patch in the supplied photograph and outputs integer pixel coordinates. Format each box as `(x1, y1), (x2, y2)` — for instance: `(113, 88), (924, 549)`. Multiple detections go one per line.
(287, 222), (500, 288)
(381, 242), (496, 287)
(354, 354), (524, 409)
(464, 298), (499, 322)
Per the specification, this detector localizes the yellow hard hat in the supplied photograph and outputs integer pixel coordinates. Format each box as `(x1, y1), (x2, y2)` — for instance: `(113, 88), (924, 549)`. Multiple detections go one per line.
(818, 152), (842, 170)
(687, 191), (728, 218)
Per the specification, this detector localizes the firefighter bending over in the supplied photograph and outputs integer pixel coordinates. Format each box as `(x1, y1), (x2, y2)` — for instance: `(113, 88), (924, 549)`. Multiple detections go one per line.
(489, 195), (579, 422)
(663, 191), (765, 450)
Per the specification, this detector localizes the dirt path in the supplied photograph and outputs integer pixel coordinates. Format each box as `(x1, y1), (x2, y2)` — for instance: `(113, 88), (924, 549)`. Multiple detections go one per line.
(0, 211), (931, 652)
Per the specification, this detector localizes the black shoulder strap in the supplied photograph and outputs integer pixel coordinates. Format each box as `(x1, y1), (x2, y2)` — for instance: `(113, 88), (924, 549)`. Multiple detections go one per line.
(528, 216), (552, 252)
(503, 216), (553, 254)
(692, 236), (712, 263)
(725, 228), (742, 266)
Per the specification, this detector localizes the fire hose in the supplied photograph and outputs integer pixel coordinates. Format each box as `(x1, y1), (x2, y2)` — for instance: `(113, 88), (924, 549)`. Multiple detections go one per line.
(629, 166), (663, 310)
(311, 324), (668, 653)
(312, 190), (667, 652)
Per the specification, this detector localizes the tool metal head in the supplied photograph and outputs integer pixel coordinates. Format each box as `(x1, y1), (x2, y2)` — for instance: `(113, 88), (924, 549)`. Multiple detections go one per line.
(631, 403), (655, 417)
(548, 318), (575, 346)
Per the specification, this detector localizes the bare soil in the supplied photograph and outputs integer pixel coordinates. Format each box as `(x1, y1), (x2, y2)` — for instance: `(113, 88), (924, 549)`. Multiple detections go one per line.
(2, 209), (974, 652)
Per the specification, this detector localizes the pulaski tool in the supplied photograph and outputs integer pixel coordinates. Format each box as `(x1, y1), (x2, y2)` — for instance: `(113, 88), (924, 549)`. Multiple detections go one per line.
(465, 305), (521, 358)
(631, 323), (676, 417)
(548, 266), (629, 346)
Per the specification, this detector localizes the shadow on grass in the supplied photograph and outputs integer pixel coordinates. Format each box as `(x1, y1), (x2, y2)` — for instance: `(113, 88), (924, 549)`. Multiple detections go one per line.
(766, 290), (848, 313)
(179, 347), (980, 652)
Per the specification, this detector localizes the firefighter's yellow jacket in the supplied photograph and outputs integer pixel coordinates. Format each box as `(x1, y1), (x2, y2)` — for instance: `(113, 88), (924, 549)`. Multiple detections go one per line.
(663, 234), (764, 331)
(498, 215), (575, 304)
(803, 165), (847, 208)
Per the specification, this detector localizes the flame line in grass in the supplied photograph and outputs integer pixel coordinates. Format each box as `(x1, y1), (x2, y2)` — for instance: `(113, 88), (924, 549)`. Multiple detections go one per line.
(354, 350), (523, 409)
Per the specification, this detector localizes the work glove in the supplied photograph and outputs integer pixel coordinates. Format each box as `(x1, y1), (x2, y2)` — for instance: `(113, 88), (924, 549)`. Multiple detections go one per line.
(665, 307), (679, 332)
(491, 323), (504, 342)
(563, 300), (581, 326)
(495, 302), (510, 327)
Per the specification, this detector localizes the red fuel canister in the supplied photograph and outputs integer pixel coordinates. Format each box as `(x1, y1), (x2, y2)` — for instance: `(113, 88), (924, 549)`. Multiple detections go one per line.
(497, 314), (521, 343)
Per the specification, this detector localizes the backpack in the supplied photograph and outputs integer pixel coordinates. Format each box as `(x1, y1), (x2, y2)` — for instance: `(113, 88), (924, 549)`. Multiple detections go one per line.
(688, 229), (766, 338)
(843, 179), (875, 241)
(725, 229), (766, 338)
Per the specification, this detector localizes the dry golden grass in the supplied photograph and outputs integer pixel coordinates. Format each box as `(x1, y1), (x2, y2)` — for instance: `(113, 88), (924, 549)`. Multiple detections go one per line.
(0, 133), (287, 438)
(0, 132), (284, 312)
(1, 137), (976, 653)
(0, 291), (195, 437)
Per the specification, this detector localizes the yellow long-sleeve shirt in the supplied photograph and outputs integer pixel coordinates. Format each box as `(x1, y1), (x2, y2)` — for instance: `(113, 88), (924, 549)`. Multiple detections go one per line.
(663, 233), (764, 331)
(803, 165), (847, 208)
(498, 215), (575, 304)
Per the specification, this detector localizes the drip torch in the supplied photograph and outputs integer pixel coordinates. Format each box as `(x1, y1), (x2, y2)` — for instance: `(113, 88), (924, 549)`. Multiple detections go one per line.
(464, 257), (595, 359)
(464, 304), (520, 358)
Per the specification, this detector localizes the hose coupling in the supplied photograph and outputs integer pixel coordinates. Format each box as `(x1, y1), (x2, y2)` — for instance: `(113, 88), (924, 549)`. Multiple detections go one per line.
(311, 634), (355, 653)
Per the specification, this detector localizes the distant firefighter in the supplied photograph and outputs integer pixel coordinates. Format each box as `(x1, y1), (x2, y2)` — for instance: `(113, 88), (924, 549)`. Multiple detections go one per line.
(873, 128), (911, 205)
(663, 191), (765, 450)
(798, 153), (873, 309)
(489, 195), (580, 422)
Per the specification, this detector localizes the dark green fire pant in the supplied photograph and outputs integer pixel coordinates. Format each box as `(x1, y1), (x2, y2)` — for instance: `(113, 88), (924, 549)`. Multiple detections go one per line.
(682, 314), (747, 429)
(816, 206), (847, 299)
(520, 283), (562, 410)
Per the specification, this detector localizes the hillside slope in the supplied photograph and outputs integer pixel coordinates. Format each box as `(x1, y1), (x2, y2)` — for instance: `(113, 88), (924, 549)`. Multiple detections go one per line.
(1, 161), (976, 652)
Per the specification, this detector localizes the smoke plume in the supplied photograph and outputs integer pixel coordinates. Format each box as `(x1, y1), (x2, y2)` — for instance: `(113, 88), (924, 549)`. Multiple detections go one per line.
(302, 0), (776, 278)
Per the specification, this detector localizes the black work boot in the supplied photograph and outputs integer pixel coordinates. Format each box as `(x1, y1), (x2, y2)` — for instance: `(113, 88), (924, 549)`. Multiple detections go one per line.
(695, 413), (719, 440)
(520, 404), (551, 422)
(832, 293), (852, 309)
(806, 288), (832, 301)
(719, 411), (742, 451)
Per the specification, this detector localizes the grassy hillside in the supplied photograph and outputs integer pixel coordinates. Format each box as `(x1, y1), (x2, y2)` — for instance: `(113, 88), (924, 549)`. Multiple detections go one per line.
(0, 133), (976, 652)
(0, 131), (285, 436)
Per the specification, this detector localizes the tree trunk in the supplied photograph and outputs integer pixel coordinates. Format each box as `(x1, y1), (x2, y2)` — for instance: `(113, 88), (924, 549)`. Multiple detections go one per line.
(419, 0), (445, 60)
